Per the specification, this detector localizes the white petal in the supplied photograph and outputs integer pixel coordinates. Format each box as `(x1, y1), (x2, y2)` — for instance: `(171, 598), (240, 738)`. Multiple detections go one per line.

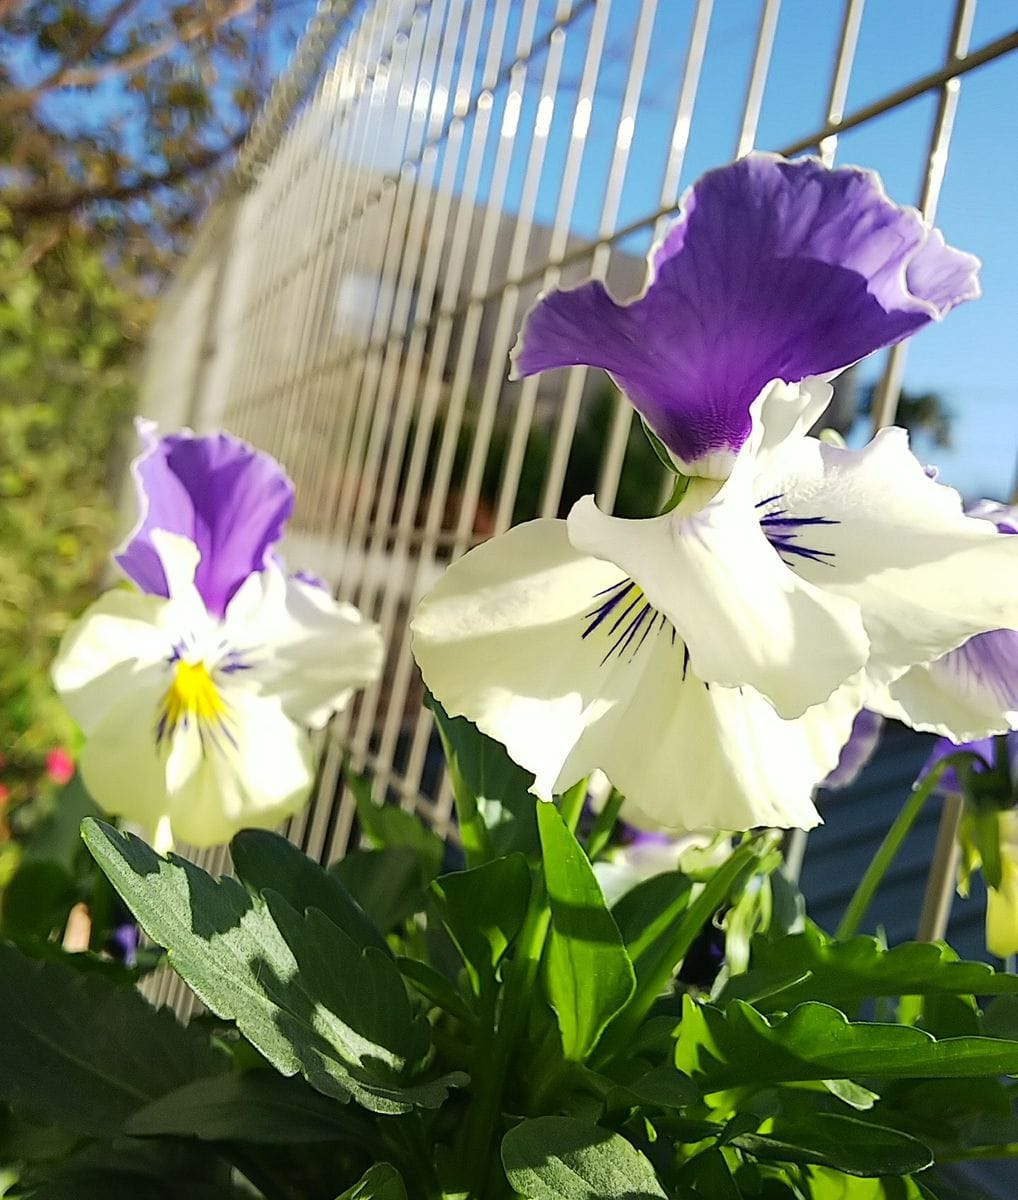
(166, 690), (315, 847)
(412, 521), (862, 832)
(222, 568), (384, 728)
(760, 428), (1018, 683)
(566, 479), (868, 720)
(52, 590), (169, 734)
(78, 682), (176, 834)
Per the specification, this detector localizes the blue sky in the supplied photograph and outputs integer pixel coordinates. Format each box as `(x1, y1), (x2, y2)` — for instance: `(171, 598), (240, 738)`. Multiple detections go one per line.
(423, 0), (1017, 501)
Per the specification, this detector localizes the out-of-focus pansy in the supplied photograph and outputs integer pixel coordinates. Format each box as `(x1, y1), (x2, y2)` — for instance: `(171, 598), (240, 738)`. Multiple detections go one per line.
(513, 153), (979, 479)
(53, 424), (383, 850)
(821, 709), (885, 791)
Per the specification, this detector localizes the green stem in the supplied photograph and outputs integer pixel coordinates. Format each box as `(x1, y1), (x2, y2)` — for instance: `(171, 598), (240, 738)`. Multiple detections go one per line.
(586, 787), (625, 861)
(595, 834), (774, 1065)
(558, 777), (589, 833)
(461, 872), (552, 1197)
(437, 728), (492, 869)
(837, 758), (955, 940)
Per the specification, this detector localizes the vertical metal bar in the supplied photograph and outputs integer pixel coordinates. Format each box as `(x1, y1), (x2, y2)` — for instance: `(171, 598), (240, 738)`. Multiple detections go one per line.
(597, 0), (713, 514)
(735, 0), (782, 157)
(348, 0), (517, 837)
(490, 0), (612, 534)
(871, 0), (976, 432)
(917, 793), (964, 941)
(818, 0), (866, 166)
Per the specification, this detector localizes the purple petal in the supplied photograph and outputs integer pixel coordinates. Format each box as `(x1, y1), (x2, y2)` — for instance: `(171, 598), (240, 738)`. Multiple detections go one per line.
(920, 734), (1000, 796)
(923, 503), (1018, 715)
(116, 421), (294, 618)
(930, 628), (1018, 715)
(514, 154), (979, 470)
(822, 708), (884, 790)
(968, 500), (1018, 536)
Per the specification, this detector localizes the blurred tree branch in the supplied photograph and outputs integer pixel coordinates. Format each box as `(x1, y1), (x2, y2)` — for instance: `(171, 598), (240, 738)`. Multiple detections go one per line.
(7, 127), (247, 216)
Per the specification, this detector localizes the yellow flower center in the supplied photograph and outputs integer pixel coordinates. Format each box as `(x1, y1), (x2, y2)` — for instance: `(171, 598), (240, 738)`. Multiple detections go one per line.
(157, 659), (229, 745)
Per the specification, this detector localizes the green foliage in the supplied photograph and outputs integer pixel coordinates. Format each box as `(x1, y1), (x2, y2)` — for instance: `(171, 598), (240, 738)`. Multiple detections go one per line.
(0, 210), (144, 812)
(722, 922), (1018, 1011)
(428, 699), (540, 858)
(336, 1164), (408, 1200)
(674, 996), (1018, 1089)
(82, 819), (463, 1115)
(1, 708), (1004, 1197)
(502, 1117), (668, 1200)
(0, 942), (225, 1136)
(538, 802), (636, 1062)
(127, 1070), (370, 1144)
(432, 854), (531, 994)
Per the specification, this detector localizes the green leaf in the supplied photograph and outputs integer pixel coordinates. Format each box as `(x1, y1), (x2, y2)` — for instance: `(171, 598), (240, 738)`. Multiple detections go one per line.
(611, 870), (693, 986)
(396, 957), (473, 1022)
(0, 858), (77, 940)
(0, 941), (225, 1136)
(538, 803), (636, 1061)
(802, 1167), (930, 1199)
(429, 699), (539, 857)
(674, 996), (1018, 1090)
(14, 1137), (231, 1200)
(127, 1070), (367, 1143)
(345, 768), (445, 880)
(608, 1064), (700, 1110)
(336, 1163), (408, 1200)
(331, 847), (429, 932)
(83, 819), (463, 1114)
(231, 828), (390, 955)
(502, 1116), (667, 1200)
(680, 1148), (741, 1200)
(731, 1114), (932, 1177)
(722, 922), (1018, 1011)
(432, 854), (531, 990)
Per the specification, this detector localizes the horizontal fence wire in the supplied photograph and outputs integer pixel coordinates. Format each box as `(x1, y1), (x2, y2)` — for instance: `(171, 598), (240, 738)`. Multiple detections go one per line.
(137, 0), (1018, 1019)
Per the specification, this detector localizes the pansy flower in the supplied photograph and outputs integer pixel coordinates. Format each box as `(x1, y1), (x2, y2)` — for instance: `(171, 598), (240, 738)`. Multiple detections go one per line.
(53, 423), (383, 850)
(413, 155), (1018, 833)
(871, 503), (1018, 741)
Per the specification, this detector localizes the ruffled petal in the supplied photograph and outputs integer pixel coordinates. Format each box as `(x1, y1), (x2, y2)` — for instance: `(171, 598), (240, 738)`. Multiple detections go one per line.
(116, 420), (294, 618)
(871, 628), (1018, 741)
(220, 568), (384, 728)
(411, 520), (861, 832)
(514, 153), (978, 473)
(51, 590), (169, 734)
(757, 427), (1018, 686)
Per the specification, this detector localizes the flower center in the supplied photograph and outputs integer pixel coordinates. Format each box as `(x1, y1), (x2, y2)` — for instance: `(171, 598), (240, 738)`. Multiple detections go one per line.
(156, 659), (232, 748)
(583, 578), (682, 667)
(757, 494), (839, 566)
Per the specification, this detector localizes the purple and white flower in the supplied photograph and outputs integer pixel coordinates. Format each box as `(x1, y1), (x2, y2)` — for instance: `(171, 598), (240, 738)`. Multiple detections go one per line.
(53, 423), (383, 850)
(413, 156), (1018, 833)
(870, 503), (1018, 741)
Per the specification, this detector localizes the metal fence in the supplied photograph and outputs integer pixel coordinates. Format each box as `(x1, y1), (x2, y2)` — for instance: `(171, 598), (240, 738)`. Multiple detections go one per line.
(138, 0), (1018, 1019)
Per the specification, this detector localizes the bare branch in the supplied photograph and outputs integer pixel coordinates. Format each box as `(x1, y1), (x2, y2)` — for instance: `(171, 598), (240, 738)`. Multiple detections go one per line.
(0, 0), (258, 116)
(34, 0), (142, 92)
(6, 129), (247, 217)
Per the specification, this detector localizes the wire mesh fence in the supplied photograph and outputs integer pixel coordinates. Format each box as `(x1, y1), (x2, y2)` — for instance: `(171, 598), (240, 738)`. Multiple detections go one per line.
(136, 0), (1018, 1018)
